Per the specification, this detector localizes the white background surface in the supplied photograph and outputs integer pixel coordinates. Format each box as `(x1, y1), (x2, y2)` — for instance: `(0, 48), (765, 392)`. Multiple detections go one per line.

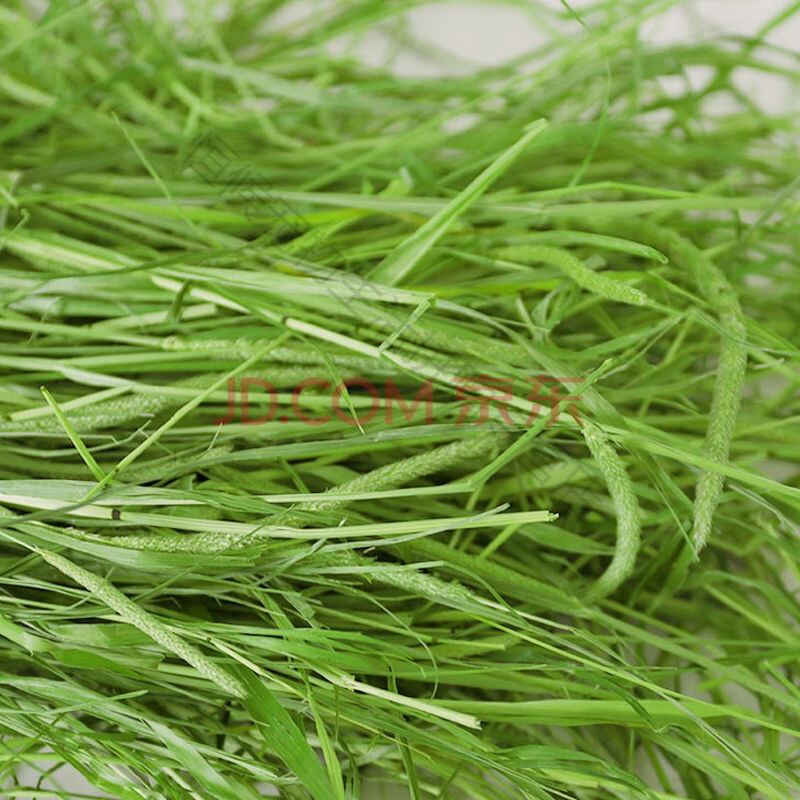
(10, 1), (797, 797)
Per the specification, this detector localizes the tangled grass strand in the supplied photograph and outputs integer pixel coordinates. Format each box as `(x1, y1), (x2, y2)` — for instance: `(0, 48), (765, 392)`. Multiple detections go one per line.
(581, 419), (642, 600)
(37, 548), (246, 698)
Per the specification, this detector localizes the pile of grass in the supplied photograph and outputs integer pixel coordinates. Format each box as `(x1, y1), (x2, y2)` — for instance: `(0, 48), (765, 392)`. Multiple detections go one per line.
(1, 1), (799, 798)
